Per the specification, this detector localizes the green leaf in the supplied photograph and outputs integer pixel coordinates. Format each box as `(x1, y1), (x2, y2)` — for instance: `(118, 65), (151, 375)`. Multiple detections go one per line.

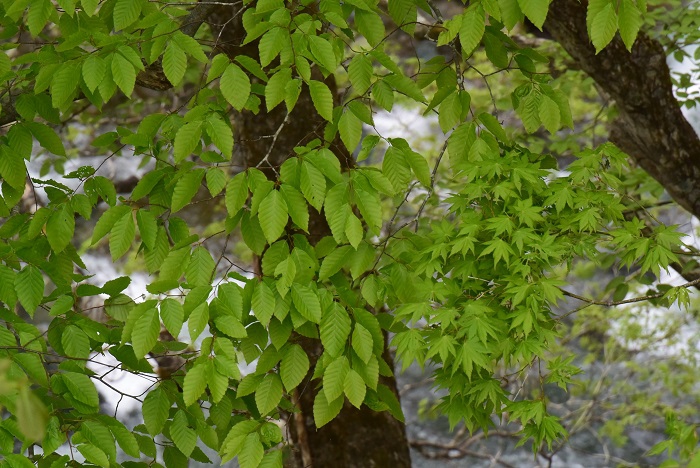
(258, 190), (288, 244)
(344, 369), (366, 409)
(174, 121), (202, 163)
(382, 147), (411, 191)
(63, 371), (99, 408)
(517, 0), (550, 30)
(173, 31), (208, 62)
(309, 35), (337, 73)
(109, 209), (135, 261)
(280, 184), (309, 231)
(51, 63), (80, 109)
(355, 188), (382, 234)
(404, 149), (431, 187)
(188, 302), (209, 341)
(352, 323), (374, 363)
(0, 265), (17, 307)
(81, 421), (116, 461)
(252, 281), (275, 327)
(186, 246), (215, 286)
(46, 204), (75, 253)
(538, 94), (561, 134)
(16, 265), (43, 317)
(0, 147), (27, 190)
(460, 5), (486, 56)
(241, 212), (266, 255)
(239, 433), (264, 468)
(171, 168), (205, 213)
(259, 27), (285, 67)
(82, 55), (106, 93)
(77, 444), (109, 467)
(309, 80), (334, 121)
(16, 387), (48, 443)
(323, 356), (349, 402)
(348, 54), (373, 95)
(143, 386), (171, 435)
(206, 167), (228, 197)
(319, 245), (352, 280)
(300, 161), (326, 211)
(618, 0), (643, 51)
(183, 361), (208, 406)
(171, 410), (197, 457)
(225, 171), (248, 216)
(355, 10), (385, 47)
(136, 209), (158, 250)
(160, 298), (184, 337)
(372, 80), (394, 111)
(345, 212), (363, 249)
(26, 122), (66, 156)
(313, 391), (343, 428)
(320, 303), (351, 358)
(221, 63), (251, 111)
(259, 450), (284, 468)
(27, 0), (52, 37)
(339, 110), (362, 153)
(291, 283), (322, 323)
(163, 41), (187, 87)
(107, 420), (140, 458)
(111, 53), (136, 97)
(499, 0), (523, 30)
(92, 205), (129, 245)
(206, 115), (234, 158)
(280, 344), (309, 391)
(113, 0), (142, 30)
(62, 325), (90, 358)
(255, 373), (283, 415)
(131, 307), (160, 357)
(591, 2), (618, 53)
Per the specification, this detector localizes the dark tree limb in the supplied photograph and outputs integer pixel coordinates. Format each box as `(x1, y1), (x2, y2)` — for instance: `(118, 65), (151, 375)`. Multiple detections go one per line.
(545, 0), (700, 219)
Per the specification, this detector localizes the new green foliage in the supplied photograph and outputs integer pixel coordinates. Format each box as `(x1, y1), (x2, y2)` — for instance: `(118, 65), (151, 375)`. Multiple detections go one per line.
(0, 0), (692, 466)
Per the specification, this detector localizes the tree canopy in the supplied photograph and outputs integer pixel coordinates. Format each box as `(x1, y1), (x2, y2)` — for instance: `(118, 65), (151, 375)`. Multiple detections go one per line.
(1, 0), (700, 466)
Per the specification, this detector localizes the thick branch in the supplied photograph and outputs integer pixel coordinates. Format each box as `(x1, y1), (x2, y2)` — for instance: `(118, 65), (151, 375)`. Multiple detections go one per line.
(545, 0), (700, 219)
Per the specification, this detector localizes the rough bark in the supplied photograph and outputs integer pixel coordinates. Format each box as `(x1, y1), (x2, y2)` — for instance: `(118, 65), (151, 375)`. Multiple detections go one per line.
(203, 4), (411, 467)
(545, 0), (700, 219)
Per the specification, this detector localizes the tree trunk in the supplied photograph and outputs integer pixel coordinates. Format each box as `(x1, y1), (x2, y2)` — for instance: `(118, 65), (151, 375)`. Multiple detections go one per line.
(545, 0), (700, 219)
(205, 4), (412, 467)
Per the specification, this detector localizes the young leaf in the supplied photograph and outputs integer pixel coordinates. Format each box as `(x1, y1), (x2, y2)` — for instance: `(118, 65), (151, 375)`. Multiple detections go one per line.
(258, 190), (288, 244)
(113, 0), (142, 30)
(225, 171), (249, 216)
(111, 53), (136, 97)
(109, 209), (136, 261)
(221, 63), (251, 111)
(174, 121), (202, 163)
(171, 169), (205, 213)
(291, 283), (322, 323)
(131, 307), (159, 357)
(255, 373), (283, 415)
(143, 387), (171, 435)
(163, 42), (187, 87)
(313, 391), (343, 428)
(183, 361), (208, 406)
(344, 369), (366, 409)
(280, 344), (309, 391)
(348, 54), (373, 95)
(323, 356), (349, 401)
(309, 80), (334, 121)
(459, 5), (485, 56)
(280, 184), (309, 232)
(320, 303), (351, 357)
(46, 204), (75, 253)
(171, 411), (197, 457)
